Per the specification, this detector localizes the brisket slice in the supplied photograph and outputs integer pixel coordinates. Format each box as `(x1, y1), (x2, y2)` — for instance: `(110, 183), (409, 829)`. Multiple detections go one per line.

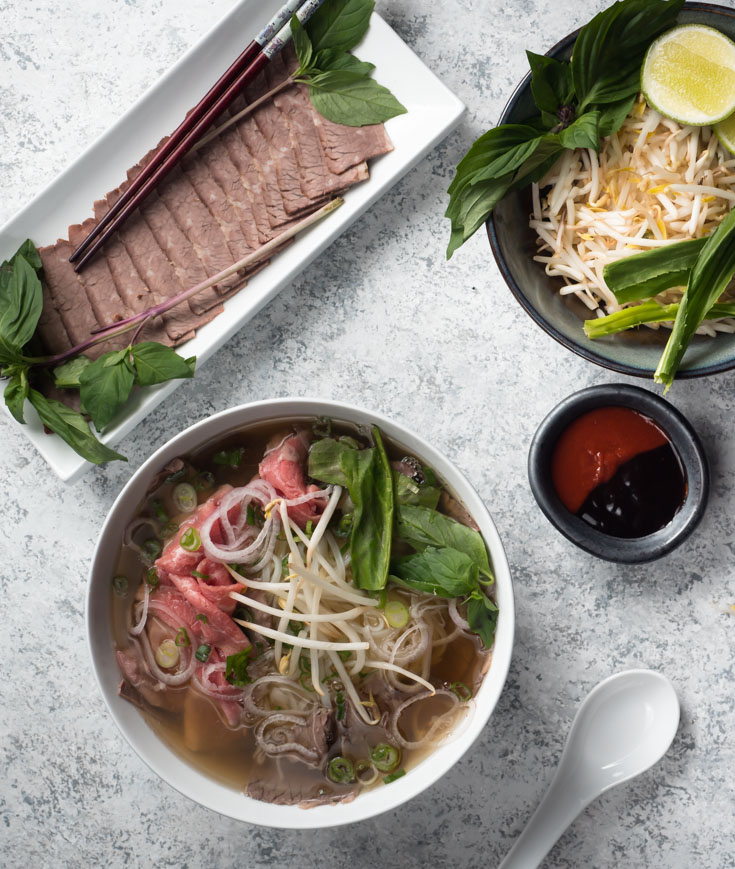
(133, 163), (237, 297)
(107, 187), (204, 343)
(230, 95), (299, 231)
(67, 221), (131, 354)
(197, 138), (261, 252)
(244, 70), (314, 217)
(36, 280), (72, 355)
(180, 154), (254, 265)
(217, 118), (274, 245)
(38, 241), (103, 351)
(92, 198), (170, 347)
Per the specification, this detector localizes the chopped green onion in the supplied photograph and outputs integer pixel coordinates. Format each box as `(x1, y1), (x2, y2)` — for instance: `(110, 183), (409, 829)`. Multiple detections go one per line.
(195, 614), (208, 624)
(305, 519), (314, 537)
(281, 555), (290, 576)
(145, 567), (160, 589)
(213, 447), (244, 467)
(233, 605), (253, 623)
(141, 538), (162, 561)
(312, 416), (332, 439)
(161, 520), (179, 538)
(385, 600), (409, 629)
(383, 769), (406, 784)
(172, 482), (197, 513)
(194, 470), (215, 491)
(225, 648), (253, 686)
(195, 644), (211, 663)
(326, 756), (354, 784)
(150, 499), (168, 522)
(334, 512), (353, 538)
(191, 570), (210, 581)
(179, 527), (201, 552)
(246, 504), (264, 526)
(337, 650), (351, 662)
(165, 467), (187, 484)
(335, 691), (345, 721)
(112, 575), (128, 597)
(449, 681), (472, 702)
(175, 627), (190, 647)
(155, 638), (179, 669)
(370, 743), (401, 773)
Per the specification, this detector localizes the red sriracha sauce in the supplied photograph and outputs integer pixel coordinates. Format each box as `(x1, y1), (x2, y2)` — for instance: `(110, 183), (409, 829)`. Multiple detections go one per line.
(551, 406), (686, 538)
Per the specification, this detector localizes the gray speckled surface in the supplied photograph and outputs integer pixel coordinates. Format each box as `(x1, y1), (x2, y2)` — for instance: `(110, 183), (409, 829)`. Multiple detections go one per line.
(2, 1), (735, 866)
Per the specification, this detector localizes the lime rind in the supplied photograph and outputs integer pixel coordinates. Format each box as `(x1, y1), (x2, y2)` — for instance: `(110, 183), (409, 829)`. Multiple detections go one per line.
(641, 24), (735, 127)
(715, 112), (735, 155)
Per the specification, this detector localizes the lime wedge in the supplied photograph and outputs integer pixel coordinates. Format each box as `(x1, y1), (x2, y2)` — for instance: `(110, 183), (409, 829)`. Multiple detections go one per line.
(641, 24), (735, 126)
(715, 111), (735, 155)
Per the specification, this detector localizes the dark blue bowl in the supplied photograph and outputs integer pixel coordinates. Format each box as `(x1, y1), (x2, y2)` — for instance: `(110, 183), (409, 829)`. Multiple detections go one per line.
(487, 3), (735, 379)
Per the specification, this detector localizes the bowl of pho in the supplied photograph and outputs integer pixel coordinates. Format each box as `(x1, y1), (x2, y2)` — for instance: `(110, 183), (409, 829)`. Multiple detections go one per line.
(87, 398), (514, 828)
(484, 2), (735, 381)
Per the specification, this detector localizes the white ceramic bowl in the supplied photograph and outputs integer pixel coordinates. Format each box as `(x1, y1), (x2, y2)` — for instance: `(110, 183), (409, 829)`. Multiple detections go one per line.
(87, 398), (515, 828)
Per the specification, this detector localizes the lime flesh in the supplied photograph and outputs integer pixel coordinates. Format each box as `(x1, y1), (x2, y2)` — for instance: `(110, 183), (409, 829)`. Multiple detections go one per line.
(642, 24), (735, 126)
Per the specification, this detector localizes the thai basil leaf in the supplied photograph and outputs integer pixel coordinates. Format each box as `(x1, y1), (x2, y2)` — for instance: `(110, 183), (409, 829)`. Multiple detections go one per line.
(0, 251), (43, 355)
(307, 70), (406, 127)
(572, 0), (685, 111)
(131, 342), (196, 387)
(655, 207), (735, 390)
(603, 237), (706, 303)
(79, 349), (136, 430)
(390, 546), (479, 598)
(307, 437), (355, 487)
(313, 48), (375, 76)
(28, 389), (126, 464)
(342, 427), (394, 590)
(395, 504), (492, 578)
(597, 93), (637, 138)
(4, 370), (29, 424)
(306, 0), (374, 53)
(526, 51), (574, 116)
(392, 470), (441, 509)
(467, 594), (498, 649)
(53, 355), (92, 389)
(291, 14), (313, 71)
(13, 239), (42, 270)
(558, 111), (600, 151)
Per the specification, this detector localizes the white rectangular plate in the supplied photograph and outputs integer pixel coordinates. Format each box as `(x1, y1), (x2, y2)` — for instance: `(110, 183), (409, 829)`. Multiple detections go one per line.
(0, 0), (464, 482)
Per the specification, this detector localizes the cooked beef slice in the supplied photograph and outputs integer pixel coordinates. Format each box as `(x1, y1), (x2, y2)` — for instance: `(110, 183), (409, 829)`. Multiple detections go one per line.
(106, 186), (206, 342)
(38, 240), (103, 349)
(67, 221), (131, 353)
(181, 153), (254, 264)
(36, 280), (72, 355)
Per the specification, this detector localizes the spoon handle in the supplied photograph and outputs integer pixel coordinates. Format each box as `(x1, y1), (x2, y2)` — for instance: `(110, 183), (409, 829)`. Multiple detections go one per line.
(497, 773), (589, 869)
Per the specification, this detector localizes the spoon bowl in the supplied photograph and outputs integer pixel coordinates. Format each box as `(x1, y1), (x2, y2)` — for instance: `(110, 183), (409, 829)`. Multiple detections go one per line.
(499, 670), (680, 869)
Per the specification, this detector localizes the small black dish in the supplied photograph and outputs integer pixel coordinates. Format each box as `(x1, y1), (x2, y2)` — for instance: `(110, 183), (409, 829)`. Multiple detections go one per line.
(528, 384), (709, 563)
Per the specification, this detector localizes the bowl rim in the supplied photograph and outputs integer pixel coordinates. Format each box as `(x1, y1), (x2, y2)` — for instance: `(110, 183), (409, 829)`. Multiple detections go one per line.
(486, 1), (735, 380)
(86, 397), (515, 828)
(527, 384), (709, 562)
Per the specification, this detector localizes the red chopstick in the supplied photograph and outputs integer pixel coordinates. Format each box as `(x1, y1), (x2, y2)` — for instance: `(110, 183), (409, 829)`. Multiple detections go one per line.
(70, 0), (325, 271)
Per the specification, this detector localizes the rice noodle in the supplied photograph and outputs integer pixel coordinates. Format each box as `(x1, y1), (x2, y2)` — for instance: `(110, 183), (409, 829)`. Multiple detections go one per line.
(531, 98), (735, 334)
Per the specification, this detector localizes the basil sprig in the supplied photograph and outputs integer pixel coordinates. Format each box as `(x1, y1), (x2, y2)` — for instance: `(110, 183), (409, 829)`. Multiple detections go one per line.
(308, 427), (394, 591)
(445, 0), (684, 258)
(291, 0), (406, 128)
(0, 240), (196, 464)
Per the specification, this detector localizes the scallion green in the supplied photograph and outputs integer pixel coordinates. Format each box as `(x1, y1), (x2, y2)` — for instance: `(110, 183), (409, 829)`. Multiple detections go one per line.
(195, 644), (211, 663)
(112, 575), (129, 596)
(370, 743), (401, 773)
(172, 482), (197, 513)
(179, 527), (201, 552)
(175, 627), (190, 647)
(326, 756), (355, 784)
